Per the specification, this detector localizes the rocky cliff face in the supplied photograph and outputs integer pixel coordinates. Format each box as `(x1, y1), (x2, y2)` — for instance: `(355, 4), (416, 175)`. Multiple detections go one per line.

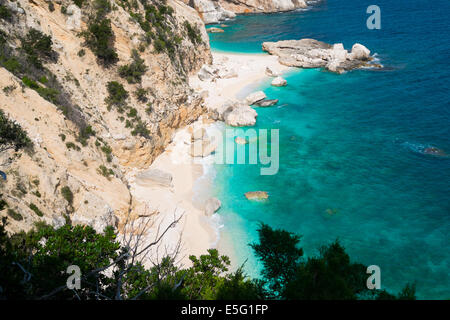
(0, 0), (212, 234)
(219, 0), (308, 14)
(181, 0), (309, 24)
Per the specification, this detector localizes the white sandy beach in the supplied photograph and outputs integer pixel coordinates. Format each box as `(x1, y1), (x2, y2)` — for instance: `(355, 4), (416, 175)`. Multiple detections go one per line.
(128, 51), (291, 267)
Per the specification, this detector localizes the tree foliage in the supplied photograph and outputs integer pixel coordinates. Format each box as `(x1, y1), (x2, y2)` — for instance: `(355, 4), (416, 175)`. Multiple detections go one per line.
(0, 218), (416, 300)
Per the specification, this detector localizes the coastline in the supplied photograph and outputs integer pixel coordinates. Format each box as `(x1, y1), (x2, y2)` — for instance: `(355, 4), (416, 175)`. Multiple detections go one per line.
(130, 50), (292, 267)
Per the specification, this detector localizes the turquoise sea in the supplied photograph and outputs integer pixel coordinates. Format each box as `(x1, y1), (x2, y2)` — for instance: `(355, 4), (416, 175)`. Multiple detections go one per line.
(207, 0), (450, 299)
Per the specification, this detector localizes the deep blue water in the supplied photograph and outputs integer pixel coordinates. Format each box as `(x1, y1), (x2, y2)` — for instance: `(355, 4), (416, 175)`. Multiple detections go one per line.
(208, 0), (450, 299)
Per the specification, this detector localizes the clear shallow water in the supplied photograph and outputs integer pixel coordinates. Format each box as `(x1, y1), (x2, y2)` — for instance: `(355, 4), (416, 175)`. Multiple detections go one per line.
(209, 0), (450, 299)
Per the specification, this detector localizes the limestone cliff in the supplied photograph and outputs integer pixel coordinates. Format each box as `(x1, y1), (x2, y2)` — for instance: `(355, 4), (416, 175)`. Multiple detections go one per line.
(0, 0), (212, 234)
(181, 0), (309, 24)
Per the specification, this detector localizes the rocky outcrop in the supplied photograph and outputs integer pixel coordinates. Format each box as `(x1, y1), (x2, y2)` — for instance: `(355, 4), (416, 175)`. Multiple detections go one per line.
(222, 101), (258, 127)
(219, 0), (308, 14)
(0, 0), (212, 234)
(189, 0), (236, 24)
(262, 39), (379, 73)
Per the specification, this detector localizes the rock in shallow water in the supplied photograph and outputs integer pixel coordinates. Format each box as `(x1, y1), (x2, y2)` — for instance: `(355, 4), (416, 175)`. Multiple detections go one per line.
(271, 76), (287, 87)
(262, 39), (375, 73)
(204, 197), (221, 216)
(245, 191), (269, 200)
(244, 91), (267, 105)
(253, 99), (279, 107)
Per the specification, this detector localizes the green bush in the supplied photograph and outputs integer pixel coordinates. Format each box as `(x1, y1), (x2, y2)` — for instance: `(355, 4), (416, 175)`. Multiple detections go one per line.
(0, 4), (12, 21)
(65, 142), (80, 151)
(97, 165), (114, 179)
(84, 19), (118, 65)
(184, 21), (202, 45)
(135, 88), (148, 102)
(7, 209), (23, 221)
(61, 186), (74, 205)
(29, 203), (44, 217)
(105, 81), (128, 108)
(131, 120), (149, 137)
(21, 29), (54, 68)
(118, 50), (147, 84)
(0, 110), (32, 152)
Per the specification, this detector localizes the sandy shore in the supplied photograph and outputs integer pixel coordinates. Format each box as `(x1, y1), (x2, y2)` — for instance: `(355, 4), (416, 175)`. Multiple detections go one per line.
(128, 51), (291, 267)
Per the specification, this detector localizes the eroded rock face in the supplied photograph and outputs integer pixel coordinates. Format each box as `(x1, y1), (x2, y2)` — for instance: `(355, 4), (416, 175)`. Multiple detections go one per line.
(218, 0), (308, 14)
(262, 39), (377, 73)
(191, 0), (236, 24)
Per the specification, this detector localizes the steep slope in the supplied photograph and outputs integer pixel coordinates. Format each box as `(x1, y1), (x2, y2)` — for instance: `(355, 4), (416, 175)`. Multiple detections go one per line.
(0, 0), (212, 234)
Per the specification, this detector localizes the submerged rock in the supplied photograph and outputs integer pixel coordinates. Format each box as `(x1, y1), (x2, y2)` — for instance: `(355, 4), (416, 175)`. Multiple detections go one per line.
(271, 76), (287, 87)
(190, 139), (217, 157)
(207, 27), (225, 33)
(245, 191), (269, 201)
(423, 147), (447, 157)
(204, 197), (221, 216)
(235, 137), (248, 145)
(262, 39), (376, 73)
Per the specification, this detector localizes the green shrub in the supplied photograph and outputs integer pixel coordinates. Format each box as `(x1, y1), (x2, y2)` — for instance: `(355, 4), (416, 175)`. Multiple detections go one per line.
(184, 21), (202, 45)
(77, 125), (95, 146)
(135, 88), (148, 102)
(29, 203), (44, 217)
(0, 4), (12, 21)
(1, 57), (21, 73)
(7, 209), (23, 221)
(65, 142), (80, 151)
(0, 110), (32, 152)
(131, 120), (149, 137)
(21, 28), (54, 68)
(105, 81), (128, 108)
(77, 49), (86, 57)
(118, 50), (148, 84)
(73, 0), (85, 8)
(97, 165), (114, 179)
(61, 186), (73, 205)
(84, 19), (118, 65)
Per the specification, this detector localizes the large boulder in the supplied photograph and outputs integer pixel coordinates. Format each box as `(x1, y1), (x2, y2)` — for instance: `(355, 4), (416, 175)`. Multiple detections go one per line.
(350, 43), (371, 60)
(244, 91), (267, 105)
(271, 76), (287, 87)
(223, 102), (258, 127)
(198, 64), (219, 81)
(135, 169), (173, 188)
